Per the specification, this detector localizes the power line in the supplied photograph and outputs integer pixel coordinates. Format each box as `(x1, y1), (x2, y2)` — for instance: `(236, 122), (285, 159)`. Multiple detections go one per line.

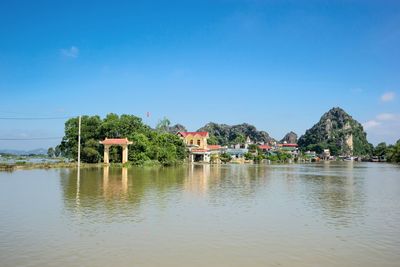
(0, 116), (74, 120)
(0, 137), (63, 140)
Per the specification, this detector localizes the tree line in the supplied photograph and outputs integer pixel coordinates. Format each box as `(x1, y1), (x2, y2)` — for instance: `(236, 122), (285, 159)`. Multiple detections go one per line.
(52, 114), (187, 166)
(371, 140), (400, 163)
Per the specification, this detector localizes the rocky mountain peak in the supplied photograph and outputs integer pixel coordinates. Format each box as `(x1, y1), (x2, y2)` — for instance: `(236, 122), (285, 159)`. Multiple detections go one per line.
(298, 107), (371, 156)
(280, 131), (298, 144)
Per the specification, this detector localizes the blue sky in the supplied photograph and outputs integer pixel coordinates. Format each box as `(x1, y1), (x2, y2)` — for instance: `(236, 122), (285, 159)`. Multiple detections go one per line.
(0, 0), (399, 150)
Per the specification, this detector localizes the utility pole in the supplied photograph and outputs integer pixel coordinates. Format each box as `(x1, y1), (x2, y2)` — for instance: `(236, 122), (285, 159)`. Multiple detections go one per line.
(78, 115), (81, 168)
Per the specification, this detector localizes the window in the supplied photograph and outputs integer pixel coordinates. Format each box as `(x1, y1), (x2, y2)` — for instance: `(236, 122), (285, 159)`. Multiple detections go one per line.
(190, 140), (194, 145)
(197, 140), (201, 146)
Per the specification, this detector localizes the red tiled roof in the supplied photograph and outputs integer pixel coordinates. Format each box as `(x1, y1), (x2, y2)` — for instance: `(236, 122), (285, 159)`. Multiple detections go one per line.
(208, 145), (221, 150)
(282, 143), (298, 147)
(259, 145), (272, 150)
(178, 131), (209, 137)
(99, 138), (133, 145)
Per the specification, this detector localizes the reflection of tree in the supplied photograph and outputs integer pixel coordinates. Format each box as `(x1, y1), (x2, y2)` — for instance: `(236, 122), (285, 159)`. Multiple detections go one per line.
(61, 165), (276, 219)
(299, 162), (366, 228)
(60, 166), (188, 220)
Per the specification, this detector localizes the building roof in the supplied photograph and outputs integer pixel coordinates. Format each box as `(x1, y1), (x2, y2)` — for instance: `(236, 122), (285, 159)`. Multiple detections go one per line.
(177, 131), (209, 137)
(99, 138), (133, 145)
(259, 145), (272, 150)
(207, 145), (222, 150)
(282, 143), (298, 147)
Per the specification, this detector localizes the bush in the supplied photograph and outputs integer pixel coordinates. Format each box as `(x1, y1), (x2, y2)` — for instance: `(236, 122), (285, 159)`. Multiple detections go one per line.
(220, 153), (232, 163)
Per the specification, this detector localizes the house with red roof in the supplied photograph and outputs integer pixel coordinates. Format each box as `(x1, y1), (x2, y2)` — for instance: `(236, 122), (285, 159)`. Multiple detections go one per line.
(258, 144), (272, 152)
(177, 131), (212, 162)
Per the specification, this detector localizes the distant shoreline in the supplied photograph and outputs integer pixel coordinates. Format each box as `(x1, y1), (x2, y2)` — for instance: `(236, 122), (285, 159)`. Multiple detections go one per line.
(1, 160), (396, 172)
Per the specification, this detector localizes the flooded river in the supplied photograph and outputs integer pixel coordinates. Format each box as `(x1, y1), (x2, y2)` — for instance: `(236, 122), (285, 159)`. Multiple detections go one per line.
(0, 163), (399, 266)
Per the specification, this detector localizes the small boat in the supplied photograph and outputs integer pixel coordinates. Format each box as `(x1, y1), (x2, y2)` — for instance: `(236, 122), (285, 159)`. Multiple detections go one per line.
(344, 156), (354, 161)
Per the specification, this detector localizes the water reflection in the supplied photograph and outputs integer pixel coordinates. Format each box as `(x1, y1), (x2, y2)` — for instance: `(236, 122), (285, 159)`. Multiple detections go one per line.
(3, 163), (400, 267)
(297, 162), (366, 228)
(60, 163), (368, 228)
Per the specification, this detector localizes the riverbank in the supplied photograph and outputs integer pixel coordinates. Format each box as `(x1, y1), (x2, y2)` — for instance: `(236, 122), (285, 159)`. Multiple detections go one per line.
(0, 162), (102, 171)
(0, 159), (172, 171)
(2, 159), (396, 172)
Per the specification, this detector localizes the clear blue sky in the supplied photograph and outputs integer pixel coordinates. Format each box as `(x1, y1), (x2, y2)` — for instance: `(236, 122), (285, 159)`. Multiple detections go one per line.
(1, 0), (399, 150)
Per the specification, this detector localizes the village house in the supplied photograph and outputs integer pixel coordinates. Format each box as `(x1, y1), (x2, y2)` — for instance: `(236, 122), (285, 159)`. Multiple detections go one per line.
(177, 131), (212, 162)
(258, 144), (272, 153)
(279, 143), (299, 156)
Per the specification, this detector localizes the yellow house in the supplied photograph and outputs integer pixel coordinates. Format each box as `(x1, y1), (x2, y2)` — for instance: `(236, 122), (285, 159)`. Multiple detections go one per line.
(177, 132), (210, 162)
(177, 131), (209, 149)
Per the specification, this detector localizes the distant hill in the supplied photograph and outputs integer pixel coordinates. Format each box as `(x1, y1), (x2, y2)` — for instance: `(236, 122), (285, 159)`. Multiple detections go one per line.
(298, 107), (372, 156)
(0, 148), (47, 156)
(280, 131), (298, 144)
(168, 124), (187, 134)
(197, 122), (275, 146)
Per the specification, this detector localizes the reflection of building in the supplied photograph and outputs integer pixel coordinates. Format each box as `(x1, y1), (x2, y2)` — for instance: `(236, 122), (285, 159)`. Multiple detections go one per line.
(185, 164), (211, 194)
(103, 166), (129, 198)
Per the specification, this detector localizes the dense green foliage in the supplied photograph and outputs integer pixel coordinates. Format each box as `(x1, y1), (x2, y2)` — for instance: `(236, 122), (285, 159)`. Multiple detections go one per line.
(298, 107), (372, 156)
(59, 114), (187, 166)
(372, 140), (400, 163)
(155, 117), (171, 133)
(245, 144), (266, 163)
(47, 147), (54, 158)
(219, 153), (232, 163)
(244, 152), (266, 163)
(207, 136), (219, 145)
(197, 122), (275, 146)
(266, 152), (292, 162)
(54, 145), (61, 157)
(387, 140), (400, 163)
(373, 142), (388, 157)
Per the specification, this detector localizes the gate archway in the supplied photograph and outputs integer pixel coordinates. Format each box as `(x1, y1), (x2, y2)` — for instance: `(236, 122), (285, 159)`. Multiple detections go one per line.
(99, 138), (133, 164)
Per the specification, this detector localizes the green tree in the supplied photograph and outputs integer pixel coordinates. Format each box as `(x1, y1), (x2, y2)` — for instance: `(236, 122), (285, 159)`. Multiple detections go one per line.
(81, 139), (101, 163)
(244, 152), (254, 160)
(254, 154), (266, 163)
(60, 115), (102, 160)
(387, 140), (400, 163)
(232, 134), (245, 145)
(374, 142), (388, 157)
(54, 145), (61, 157)
(156, 117), (171, 133)
(47, 147), (55, 158)
(220, 153), (232, 164)
(248, 144), (258, 153)
(207, 136), (218, 145)
(60, 114), (186, 165)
